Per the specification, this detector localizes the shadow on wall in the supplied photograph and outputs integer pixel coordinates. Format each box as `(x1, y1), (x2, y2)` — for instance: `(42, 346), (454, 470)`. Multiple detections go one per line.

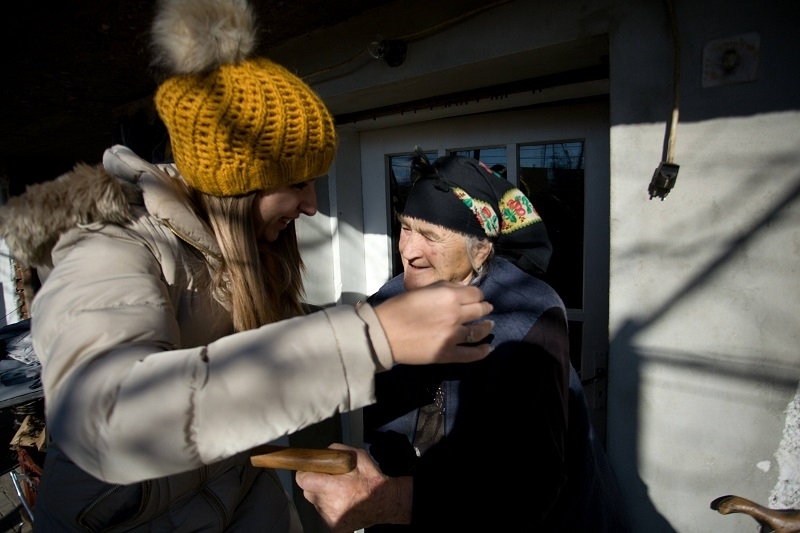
(611, 321), (677, 533)
(610, 173), (800, 531)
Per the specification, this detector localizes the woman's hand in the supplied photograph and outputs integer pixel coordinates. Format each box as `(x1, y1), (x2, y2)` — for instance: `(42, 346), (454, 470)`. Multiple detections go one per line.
(374, 281), (494, 365)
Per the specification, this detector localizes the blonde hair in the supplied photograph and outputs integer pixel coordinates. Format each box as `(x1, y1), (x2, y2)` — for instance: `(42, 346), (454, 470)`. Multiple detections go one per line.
(169, 174), (307, 331)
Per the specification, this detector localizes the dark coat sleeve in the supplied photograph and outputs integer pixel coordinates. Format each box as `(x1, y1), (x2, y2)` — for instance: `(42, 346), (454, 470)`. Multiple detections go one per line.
(408, 306), (571, 530)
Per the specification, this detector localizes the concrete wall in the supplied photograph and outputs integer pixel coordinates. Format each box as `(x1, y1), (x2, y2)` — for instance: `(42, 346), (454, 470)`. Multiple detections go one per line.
(607, 0), (800, 531)
(280, 0), (800, 531)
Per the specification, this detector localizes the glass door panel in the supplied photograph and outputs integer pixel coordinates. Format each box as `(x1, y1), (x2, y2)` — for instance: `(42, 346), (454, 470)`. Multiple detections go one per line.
(453, 147), (507, 169)
(519, 141), (585, 310)
(519, 141), (585, 372)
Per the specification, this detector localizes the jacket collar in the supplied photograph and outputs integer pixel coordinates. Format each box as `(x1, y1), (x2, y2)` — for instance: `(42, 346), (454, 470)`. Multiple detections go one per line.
(103, 146), (222, 262)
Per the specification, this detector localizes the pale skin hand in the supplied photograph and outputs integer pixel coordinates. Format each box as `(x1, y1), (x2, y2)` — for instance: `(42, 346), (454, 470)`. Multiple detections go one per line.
(373, 280), (494, 365)
(296, 444), (413, 532)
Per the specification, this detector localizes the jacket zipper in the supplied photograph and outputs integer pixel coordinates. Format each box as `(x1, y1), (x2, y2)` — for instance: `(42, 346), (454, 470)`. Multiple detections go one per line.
(161, 218), (223, 264)
(77, 480), (152, 533)
(200, 463), (230, 527)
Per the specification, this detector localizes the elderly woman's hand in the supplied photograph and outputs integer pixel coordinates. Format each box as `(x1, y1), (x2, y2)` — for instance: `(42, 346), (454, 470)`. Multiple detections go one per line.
(296, 443), (413, 532)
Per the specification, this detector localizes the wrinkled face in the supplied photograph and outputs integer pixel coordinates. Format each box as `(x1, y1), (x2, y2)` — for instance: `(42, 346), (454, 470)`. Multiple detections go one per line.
(398, 214), (487, 290)
(252, 180), (317, 243)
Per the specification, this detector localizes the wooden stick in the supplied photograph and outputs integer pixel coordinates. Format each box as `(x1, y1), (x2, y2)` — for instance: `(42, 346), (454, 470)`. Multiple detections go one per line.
(250, 445), (356, 474)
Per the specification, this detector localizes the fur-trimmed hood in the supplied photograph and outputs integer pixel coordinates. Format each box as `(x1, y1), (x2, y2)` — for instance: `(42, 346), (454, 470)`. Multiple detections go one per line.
(0, 162), (142, 269)
(0, 145), (221, 272)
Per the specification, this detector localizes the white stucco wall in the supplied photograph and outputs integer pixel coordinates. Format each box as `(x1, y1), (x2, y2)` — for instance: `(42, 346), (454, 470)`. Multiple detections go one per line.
(609, 114), (800, 532)
(0, 239), (17, 325)
(0, 186), (21, 325)
(607, 0), (800, 530)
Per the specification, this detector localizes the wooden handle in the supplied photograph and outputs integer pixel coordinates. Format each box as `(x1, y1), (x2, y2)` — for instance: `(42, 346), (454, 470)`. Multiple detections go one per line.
(711, 495), (800, 533)
(250, 445), (356, 474)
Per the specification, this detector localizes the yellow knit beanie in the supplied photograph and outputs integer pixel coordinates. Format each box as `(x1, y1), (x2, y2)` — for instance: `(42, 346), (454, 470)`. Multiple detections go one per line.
(151, 0), (337, 197)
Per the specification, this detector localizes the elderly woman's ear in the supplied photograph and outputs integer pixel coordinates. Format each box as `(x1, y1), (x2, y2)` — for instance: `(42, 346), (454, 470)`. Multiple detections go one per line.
(471, 239), (493, 270)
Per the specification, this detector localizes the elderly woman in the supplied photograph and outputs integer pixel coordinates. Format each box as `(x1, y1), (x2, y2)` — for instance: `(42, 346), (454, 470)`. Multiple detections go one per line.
(297, 152), (631, 532)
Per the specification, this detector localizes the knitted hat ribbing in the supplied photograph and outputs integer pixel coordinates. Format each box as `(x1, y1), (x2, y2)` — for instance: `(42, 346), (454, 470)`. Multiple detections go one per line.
(151, 0), (337, 197)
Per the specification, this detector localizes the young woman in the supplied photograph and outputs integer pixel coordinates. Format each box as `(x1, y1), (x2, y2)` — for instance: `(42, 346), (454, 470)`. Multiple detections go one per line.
(0, 2), (492, 531)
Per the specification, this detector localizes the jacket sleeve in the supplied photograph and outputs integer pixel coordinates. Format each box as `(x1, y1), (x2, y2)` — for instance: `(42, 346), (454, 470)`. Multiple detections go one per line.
(31, 224), (390, 484)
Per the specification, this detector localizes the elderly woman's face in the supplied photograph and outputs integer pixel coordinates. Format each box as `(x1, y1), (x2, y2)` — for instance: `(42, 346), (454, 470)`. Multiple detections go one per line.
(398, 215), (477, 290)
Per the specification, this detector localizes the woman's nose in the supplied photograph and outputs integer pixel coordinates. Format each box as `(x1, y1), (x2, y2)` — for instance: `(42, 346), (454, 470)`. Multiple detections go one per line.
(300, 183), (318, 216)
(399, 233), (421, 260)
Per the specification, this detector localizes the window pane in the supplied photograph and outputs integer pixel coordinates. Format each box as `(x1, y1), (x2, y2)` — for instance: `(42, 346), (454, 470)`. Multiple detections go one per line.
(520, 141), (585, 170)
(519, 142), (585, 310)
(452, 147), (507, 169)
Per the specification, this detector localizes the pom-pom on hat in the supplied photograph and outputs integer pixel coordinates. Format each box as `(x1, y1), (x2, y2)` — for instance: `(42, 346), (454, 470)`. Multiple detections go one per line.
(151, 0), (337, 197)
(402, 148), (553, 276)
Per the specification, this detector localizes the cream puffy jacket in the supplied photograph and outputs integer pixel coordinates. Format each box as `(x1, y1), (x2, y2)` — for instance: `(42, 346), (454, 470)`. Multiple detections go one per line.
(0, 145), (392, 530)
